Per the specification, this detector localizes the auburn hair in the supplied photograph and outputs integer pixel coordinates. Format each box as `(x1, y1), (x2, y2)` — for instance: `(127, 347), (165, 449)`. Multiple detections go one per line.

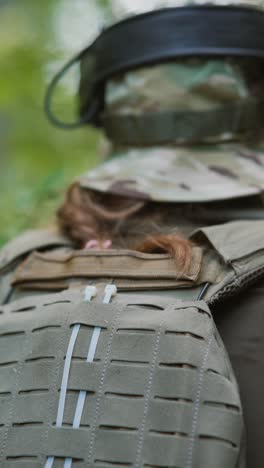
(57, 182), (194, 275)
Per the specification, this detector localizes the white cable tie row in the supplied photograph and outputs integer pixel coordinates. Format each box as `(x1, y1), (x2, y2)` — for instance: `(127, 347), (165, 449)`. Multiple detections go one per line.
(49, 285), (118, 468)
(63, 287), (99, 468)
(63, 285), (116, 468)
(103, 284), (117, 304)
(46, 287), (98, 468)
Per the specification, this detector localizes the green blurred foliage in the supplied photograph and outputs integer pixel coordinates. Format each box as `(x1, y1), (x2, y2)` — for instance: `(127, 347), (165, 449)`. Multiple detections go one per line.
(0, 0), (103, 246)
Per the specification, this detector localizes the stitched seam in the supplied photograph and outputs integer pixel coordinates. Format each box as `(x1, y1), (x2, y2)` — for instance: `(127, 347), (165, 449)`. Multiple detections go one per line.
(186, 327), (214, 468)
(19, 269), (179, 280)
(87, 306), (121, 464)
(34, 251), (170, 262)
(135, 320), (164, 468)
(40, 305), (72, 464)
(0, 328), (32, 462)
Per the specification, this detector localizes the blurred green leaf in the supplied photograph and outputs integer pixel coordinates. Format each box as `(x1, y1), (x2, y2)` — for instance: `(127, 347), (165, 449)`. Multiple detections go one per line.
(0, 0), (106, 246)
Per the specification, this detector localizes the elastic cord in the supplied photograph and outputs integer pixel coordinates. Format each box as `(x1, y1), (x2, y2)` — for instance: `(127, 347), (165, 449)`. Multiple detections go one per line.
(197, 283), (210, 301)
(44, 50), (100, 129)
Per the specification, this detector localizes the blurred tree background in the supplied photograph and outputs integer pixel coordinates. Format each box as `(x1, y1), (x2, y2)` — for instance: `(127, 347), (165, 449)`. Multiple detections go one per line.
(0, 0), (111, 246)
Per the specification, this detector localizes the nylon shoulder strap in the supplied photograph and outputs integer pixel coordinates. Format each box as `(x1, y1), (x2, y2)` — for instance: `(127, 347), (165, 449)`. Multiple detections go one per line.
(0, 229), (72, 305)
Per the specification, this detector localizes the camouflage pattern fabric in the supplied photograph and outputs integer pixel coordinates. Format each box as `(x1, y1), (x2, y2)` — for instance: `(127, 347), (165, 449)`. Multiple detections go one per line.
(79, 143), (264, 202)
(79, 0), (264, 202)
(105, 60), (249, 116)
(111, 0), (264, 19)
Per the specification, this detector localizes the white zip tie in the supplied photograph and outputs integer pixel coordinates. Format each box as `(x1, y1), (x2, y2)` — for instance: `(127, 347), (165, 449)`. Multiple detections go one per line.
(46, 286), (97, 468)
(103, 284), (117, 304)
(84, 285), (97, 302)
(63, 286), (99, 468)
(87, 326), (101, 363)
(72, 327), (101, 428)
(44, 457), (54, 468)
(63, 285), (116, 468)
(63, 458), (72, 468)
(45, 324), (80, 468)
(57, 323), (80, 427)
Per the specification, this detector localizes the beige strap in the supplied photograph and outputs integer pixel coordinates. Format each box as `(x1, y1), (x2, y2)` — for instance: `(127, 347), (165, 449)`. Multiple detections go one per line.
(13, 247), (202, 289)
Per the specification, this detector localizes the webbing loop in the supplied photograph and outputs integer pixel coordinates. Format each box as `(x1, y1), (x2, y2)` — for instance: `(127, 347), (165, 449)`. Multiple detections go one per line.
(44, 50), (100, 129)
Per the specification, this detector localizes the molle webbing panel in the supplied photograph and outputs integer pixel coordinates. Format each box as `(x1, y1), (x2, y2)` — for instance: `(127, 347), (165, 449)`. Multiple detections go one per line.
(0, 289), (242, 467)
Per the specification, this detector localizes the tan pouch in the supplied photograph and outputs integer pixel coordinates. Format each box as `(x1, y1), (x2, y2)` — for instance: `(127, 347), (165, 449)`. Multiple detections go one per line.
(192, 220), (264, 304)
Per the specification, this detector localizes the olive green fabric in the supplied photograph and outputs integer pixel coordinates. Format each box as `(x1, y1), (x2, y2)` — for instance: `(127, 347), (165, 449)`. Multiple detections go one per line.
(214, 275), (264, 468)
(0, 287), (243, 467)
(5, 219), (264, 466)
(2, 219), (264, 465)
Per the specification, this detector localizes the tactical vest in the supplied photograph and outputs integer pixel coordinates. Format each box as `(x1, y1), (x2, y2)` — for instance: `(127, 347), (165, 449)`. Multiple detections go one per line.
(2, 220), (264, 467)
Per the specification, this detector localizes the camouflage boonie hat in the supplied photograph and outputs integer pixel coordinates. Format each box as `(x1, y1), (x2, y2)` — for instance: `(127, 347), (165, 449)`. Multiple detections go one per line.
(79, 0), (264, 203)
(79, 143), (264, 202)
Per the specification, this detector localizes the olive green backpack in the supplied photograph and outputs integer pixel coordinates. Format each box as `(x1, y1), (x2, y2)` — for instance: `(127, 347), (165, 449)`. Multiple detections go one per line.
(1, 220), (261, 467)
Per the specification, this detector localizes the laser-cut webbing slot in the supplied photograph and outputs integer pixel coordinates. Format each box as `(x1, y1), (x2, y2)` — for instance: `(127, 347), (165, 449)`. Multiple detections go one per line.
(0, 285), (242, 467)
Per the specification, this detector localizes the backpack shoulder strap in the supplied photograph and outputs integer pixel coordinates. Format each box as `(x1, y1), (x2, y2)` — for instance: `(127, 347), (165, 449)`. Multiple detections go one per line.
(0, 229), (72, 304)
(0, 229), (72, 271)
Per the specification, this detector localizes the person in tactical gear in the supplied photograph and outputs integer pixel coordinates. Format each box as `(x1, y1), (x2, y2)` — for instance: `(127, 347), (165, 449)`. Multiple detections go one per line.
(1, 0), (264, 466)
